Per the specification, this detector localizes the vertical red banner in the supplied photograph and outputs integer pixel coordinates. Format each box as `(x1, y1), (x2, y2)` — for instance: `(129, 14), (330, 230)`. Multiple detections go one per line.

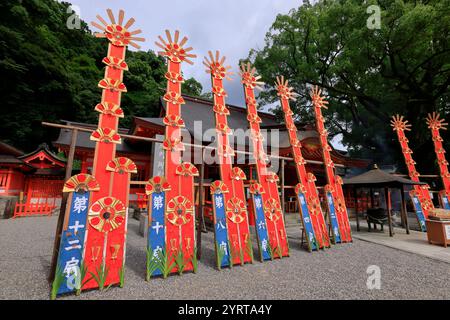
(82, 9), (144, 291)
(155, 31), (199, 274)
(391, 115), (434, 216)
(310, 86), (352, 242)
(276, 77), (330, 249)
(426, 113), (450, 208)
(240, 64), (289, 258)
(204, 51), (254, 264)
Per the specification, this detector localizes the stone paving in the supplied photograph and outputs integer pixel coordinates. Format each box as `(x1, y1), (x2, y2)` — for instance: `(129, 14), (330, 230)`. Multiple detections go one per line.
(1, 215), (450, 300)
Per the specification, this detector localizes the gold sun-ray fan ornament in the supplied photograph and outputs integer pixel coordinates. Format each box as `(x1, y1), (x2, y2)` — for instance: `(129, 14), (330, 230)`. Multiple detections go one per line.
(91, 9), (145, 49)
(426, 112), (448, 131)
(310, 86), (329, 109)
(155, 30), (196, 65)
(390, 115), (412, 131)
(239, 62), (264, 90)
(203, 50), (234, 80)
(275, 76), (297, 101)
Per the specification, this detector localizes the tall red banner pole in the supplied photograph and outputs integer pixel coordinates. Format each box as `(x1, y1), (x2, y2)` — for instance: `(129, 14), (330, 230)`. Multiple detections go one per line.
(204, 51), (256, 263)
(310, 86), (352, 242)
(276, 77), (330, 249)
(426, 113), (450, 209)
(154, 30), (199, 275)
(82, 9), (144, 290)
(391, 115), (434, 217)
(239, 63), (290, 257)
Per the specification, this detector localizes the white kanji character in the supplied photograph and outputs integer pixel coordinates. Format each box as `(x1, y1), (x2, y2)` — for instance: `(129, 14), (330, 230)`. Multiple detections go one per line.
(153, 195), (164, 210)
(217, 220), (226, 230)
(300, 196), (305, 205)
(261, 239), (268, 252)
(68, 220), (84, 234)
(258, 221), (266, 230)
(304, 217), (310, 223)
(334, 226), (340, 237)
(215, 195), (224, 209)
(219, 241), (228, 255)
(73, 195), (88, 214)
(65, 239), (81, 251)
(63, 257), (79, 276)
(255, 197), (262, 209)
(152, 246), (163, 261)
(152, 221), (163, 235)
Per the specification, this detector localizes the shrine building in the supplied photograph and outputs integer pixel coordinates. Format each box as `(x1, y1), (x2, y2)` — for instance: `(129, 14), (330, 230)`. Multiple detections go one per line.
(0, 94), (369, 218)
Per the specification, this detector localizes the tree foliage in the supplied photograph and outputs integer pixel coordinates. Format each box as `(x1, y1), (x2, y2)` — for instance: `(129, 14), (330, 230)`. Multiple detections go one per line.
(249, 0), (450, 176)
(0, 0), (203, 151)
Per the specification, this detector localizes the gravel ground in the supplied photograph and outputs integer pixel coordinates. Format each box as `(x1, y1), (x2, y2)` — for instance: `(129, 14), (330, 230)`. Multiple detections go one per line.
(1, 215), (449, 300)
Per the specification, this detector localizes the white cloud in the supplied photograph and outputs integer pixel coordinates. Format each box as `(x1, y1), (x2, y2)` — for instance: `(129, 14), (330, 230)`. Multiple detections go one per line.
(66, 0), (301, 105)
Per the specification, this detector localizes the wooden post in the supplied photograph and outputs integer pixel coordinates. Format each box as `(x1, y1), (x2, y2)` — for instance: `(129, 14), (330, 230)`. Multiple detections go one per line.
(354, 187), (360, 232)
(196, 156), (205, 260)
(400, 184), (410, 234)
(384, 187), (393, 237)
(370, 187), (374, 208)
(280, 159), (285, 218)
(48, 128), (78, 282)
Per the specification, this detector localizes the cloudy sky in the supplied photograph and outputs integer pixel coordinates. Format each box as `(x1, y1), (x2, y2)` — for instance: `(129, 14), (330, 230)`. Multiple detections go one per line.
(64, 0), (344, 149)
(66, 0), (302, 106)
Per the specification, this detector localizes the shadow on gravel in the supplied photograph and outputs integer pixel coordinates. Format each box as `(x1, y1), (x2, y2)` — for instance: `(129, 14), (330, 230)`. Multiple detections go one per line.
(125, 244), (146, 279)
(127, 220), (141, 236)
(198, 246), (218, 270)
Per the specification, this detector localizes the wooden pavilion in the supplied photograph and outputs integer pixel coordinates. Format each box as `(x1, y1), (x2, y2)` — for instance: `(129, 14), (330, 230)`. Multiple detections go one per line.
(344, 165), (426, 237)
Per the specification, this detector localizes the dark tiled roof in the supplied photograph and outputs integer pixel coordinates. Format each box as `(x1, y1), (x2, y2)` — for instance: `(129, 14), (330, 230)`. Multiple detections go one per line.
(53, 121), (137, 153)
(0, 141), (24, 157)
(18, 143), (66, 163)
(343, 168), (426, 186)
(136, 95), (316, 148)
(0, 155), (25, 165)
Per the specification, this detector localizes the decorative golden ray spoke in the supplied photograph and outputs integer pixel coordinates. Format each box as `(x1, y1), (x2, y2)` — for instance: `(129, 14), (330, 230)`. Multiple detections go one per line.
(203, 50), (234, 80)
(275, 76), (297, 101)
(91, 9), (145, 49)
(239, 62), (264, 90)
(309, 86), (328, 109)
(390, 114), (412, 131)
(426, 112), (448, 130)
(155, 30), (196, 65)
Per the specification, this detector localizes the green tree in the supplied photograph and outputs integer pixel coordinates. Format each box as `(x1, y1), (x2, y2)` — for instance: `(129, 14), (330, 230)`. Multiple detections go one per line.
(0, 0), (204, 151)
(248, 0), (450, 176)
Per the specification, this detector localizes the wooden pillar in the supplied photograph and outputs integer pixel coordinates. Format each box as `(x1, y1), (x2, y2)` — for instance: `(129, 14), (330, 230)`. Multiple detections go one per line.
(384, 186), (393, 237)
(354, 186), (360, 231)
(48, 128), (78, 281)
(196, 155), (205, 260)
(370, 187), (374, 208)
(280, 159), (285, 216)
(400, 184), (410, 234)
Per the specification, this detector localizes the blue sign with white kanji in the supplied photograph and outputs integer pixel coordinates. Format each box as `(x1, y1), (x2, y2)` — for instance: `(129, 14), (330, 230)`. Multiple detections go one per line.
(326, 192), (342, 244)
(213, 192), (231, 268)
(297, 192), (318, 251)
(147, 191), (166, 276)
(56, 191), (89, 295)
(411, 195), (427, 232)
(442, 194), (450, 210)
(253, 194), (271, 261)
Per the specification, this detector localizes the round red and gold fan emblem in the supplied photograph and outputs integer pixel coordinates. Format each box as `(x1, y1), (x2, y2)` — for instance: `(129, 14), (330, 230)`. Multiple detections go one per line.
(63, 174), (100, 193)
(89, 197), (126, 233)
(264, 198), (282, 222)
(308, 196), (321, 216)
(166, 196), (193, 226)
(226, 198), (247, 224)
(145, 176), (171, 195)
(294, 183), (307, 195)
